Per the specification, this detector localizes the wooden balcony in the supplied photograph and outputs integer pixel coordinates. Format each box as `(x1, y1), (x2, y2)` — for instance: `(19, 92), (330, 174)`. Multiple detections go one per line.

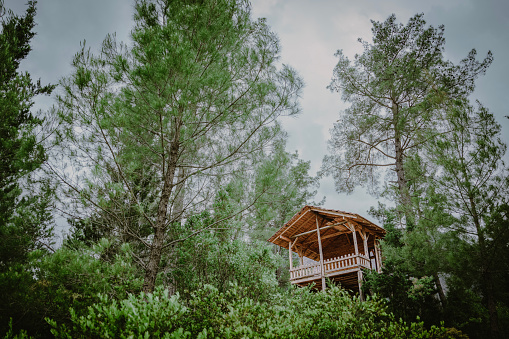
(290, 253), (371, 285)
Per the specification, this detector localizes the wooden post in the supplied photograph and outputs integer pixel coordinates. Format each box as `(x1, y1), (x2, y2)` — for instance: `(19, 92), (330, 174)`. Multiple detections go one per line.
(350, 223), (364, 300)
(373, 237), (378, 272)
(360, 233), (367, 299)
(352, 226), (359, 256)
(288, 241), (293, 270)
(316, 214), (326, 291)
(362, 232), (370, 269)
(358, 270), (365, 301)
(374, 238), (382, 273)
(363, 233), (369, 257)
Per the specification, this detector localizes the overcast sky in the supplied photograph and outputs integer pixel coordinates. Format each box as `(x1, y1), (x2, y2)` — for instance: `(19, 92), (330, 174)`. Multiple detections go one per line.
(5, 0), (509, 222)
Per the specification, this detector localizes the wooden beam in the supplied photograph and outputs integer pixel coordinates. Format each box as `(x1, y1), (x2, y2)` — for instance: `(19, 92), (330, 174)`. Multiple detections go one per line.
(310, 208), (357, 219)
(358, 228), (366, 240)
(279, 235), (291, 243)
(358, 227), (369, 258)
(346, 233), (351, 245)
(279, 208), (311, 237)
(349, 218), (384, 238)
(291, 221), (347, 239)
(302, 230), (347, 245)
(291, 227), (322, 239)
(316, 214), (326, 291)
(348, 218), (363, 228)
(302, 247), (320, 260)
(333, 224), (349, 232)
(344, 222), (354, 233)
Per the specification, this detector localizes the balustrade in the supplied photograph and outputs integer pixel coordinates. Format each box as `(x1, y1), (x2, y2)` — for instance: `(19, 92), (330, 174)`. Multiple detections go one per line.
(290, 253), (370, 281)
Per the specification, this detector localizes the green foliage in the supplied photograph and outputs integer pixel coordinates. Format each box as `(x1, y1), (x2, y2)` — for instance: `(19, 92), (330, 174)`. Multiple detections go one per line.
(428, 101), (509, 338)
(364, 206), (444, 325)
(166, 210), (282, 301)
(191, 136), (321, 289)
(0, 0), (56, 335)
(33, 239), (143, 324)
(0, 265), (38, 336)
(444, 282), (489, 338)
(366, 100), (509, 338)
(250, 137), (321, 242)
(48, 286), (189, 339)
(2, 3), (504, 338)
(0, 181), (55, 272)
(485, 203), (509, 309)
(0, 0), (55, 270)
(363, 265), (441, 326)
(49, 283), (457, 338)
(3, 319), (33, 339)
(53, 0), (304, 292)
(1, 239), (143, 337)
(369, 205), (403, 248)
(322, 13), (492, 200)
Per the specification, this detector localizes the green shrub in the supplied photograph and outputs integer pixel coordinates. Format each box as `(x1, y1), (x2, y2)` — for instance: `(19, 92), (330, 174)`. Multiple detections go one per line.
(2, 239), (144, 337)
(3, 319), (33, 339)
(169, 213), (283, 303)
(49, 283), (458, 338)
(48, 287), (190, 339)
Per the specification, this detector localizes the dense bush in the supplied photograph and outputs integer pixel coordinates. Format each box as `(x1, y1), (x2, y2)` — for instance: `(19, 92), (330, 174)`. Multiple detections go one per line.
(48, 283), (461, 338)
(2, 239), (143, 337)
(362, 264), (443, 325)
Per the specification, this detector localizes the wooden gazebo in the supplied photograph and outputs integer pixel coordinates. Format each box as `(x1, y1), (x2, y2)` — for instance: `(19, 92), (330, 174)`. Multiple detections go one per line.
(268, 206), (385, 296)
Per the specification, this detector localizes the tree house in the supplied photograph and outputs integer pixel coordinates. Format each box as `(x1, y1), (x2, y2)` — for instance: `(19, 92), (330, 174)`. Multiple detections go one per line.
(268, 206), (385, 296)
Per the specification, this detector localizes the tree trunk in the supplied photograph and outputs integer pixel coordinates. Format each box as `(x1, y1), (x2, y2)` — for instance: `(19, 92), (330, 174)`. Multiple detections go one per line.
(433, 272), (447, 308)
(143, 124), (181, 293)
(392, 102), (414, 228)
(173, 166), (186, 225)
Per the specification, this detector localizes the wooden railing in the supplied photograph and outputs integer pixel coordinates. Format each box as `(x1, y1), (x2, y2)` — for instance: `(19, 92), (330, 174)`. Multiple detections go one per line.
(290, 253), (370, 281)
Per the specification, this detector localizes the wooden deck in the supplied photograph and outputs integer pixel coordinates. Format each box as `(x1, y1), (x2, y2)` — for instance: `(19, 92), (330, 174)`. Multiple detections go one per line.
(290, 253), (371, 288)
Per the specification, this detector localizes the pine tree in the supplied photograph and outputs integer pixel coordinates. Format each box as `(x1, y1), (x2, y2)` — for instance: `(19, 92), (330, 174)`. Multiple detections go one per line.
(430, 101), (508, 338)
(53, 0), (303, 292)
(0, 0), (55, 333)
(322, 13), (492, 226)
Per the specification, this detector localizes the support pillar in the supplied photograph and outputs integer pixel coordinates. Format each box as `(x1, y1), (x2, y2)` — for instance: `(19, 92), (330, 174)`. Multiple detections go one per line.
(316, 214), (326, 291)
(362, 231), (370, 269)
(352, 226), (359, 256)
(288, 241), (293, 270)
(350, 223), (364, 300)
(363, 233), (369, 257)
(374, 237), (382, 273)
(358, 270), (365, 301)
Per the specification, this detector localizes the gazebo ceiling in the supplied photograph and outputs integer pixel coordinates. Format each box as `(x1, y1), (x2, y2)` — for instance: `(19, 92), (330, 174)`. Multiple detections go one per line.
(268, 205), (385, 261)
